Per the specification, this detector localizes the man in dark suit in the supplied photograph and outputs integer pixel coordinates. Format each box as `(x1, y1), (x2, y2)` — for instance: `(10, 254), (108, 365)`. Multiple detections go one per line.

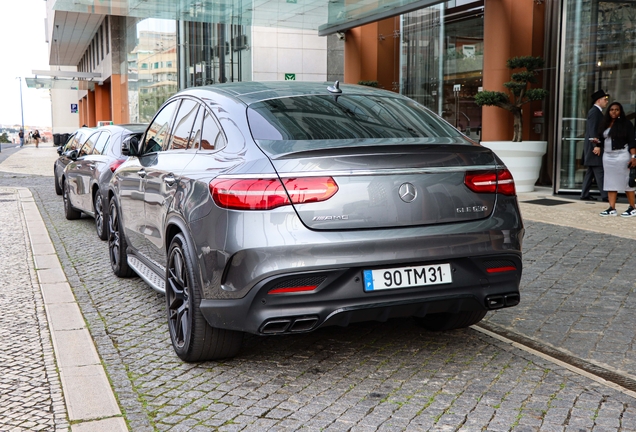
(580, 89), (609, 201)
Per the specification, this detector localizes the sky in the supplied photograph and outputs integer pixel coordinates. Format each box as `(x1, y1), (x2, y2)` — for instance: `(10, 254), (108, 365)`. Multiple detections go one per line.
(0, 1), (52, 128)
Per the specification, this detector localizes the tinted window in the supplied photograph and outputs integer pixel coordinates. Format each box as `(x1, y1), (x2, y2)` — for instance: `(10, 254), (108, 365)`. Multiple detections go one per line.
(144, 100), (178, 153)
(93, 132), (110, 155)
(66, 132), (86, 152)
(247, 95), (460, 141)
(200, 111), (225, 151)
(79, 132), (99, 157)
(168, 100), (199, 150)
(188, 107), (204, 150)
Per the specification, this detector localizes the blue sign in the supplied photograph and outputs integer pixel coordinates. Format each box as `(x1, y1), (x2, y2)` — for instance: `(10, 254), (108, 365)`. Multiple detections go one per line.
(71, 103), (78, 114)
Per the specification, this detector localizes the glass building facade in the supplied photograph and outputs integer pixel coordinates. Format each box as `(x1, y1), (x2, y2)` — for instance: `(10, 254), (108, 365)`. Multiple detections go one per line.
(558, 0), (636, 193)
(400, 1), (484, 142)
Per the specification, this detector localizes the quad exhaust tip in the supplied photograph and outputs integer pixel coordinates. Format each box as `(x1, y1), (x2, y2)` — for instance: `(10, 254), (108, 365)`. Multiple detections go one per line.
(485, 293), (520, 310)
(260, 316), (319, 334)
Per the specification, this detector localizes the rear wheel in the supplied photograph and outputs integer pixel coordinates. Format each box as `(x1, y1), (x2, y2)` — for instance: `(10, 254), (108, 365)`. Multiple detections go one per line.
(167, 233), (243, 362)
(108, 198), (134, 277)
(415, 310), (487, 331)
(63, 179), (81, 220)
(94, 192), (108, 241)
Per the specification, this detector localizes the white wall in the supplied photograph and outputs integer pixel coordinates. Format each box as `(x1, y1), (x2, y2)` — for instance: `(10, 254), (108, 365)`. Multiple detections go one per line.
(50, 66), (80, 134)
(251, 27), (327, 81)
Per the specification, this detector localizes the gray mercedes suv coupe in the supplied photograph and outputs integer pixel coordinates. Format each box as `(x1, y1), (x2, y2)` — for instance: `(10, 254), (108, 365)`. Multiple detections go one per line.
(107, 82), (524, 362)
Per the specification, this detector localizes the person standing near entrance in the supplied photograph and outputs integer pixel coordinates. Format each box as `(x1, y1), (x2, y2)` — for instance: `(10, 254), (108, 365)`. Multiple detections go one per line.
(580, 89), (610, 201)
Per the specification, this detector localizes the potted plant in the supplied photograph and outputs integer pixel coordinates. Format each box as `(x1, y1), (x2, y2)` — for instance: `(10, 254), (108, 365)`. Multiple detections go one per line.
(475, 56), (548, 192)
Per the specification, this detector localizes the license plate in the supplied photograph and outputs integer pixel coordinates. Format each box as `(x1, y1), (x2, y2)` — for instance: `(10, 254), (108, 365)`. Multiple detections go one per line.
(363, 263), (452, 292)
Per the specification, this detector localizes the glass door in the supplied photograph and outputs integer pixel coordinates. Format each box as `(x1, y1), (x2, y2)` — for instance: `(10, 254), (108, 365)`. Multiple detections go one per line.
(559, 0), (636, 191)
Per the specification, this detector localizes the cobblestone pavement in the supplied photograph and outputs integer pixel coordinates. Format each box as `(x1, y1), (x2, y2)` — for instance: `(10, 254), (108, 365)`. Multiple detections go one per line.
(1, 169), (636, 431)
(482, 220), (636, 380)
(0, 188), (68, 431)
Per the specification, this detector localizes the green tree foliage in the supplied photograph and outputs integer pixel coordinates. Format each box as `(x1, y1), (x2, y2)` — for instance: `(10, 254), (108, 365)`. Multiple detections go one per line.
(0, 133), (9, 143)
(474, 56), (548, 142)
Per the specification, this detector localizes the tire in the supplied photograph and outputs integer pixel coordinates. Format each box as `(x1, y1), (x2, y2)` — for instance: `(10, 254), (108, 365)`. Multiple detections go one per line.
(108, 198), (134, 278)
(94, 191), (108, 241)
(54, 171), (62, 196)
(63, 179), (81, 220)
(414, 310), (487, 332)
(166, 233), (243, 362)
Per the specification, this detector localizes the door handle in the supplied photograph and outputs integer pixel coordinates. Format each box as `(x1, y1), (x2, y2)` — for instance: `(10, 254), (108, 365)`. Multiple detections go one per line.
(137, 169), (147, 178)
(88, 164), (95, 170)
(164, 174), (176, 186)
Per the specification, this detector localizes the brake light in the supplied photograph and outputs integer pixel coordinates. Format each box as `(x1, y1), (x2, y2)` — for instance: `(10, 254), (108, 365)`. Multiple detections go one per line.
(464, 169), (516, 196)
(210, 177), (338, 210)
(109, 159), (127, 172)
(486, 266), (517, 274)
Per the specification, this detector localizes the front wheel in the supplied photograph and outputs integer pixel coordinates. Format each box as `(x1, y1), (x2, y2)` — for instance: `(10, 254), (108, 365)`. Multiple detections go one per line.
(166, 233), (243, 362)
(94, 192), (108, 241)
(108, 198), (134, 277)
(414, 310), (487, 331)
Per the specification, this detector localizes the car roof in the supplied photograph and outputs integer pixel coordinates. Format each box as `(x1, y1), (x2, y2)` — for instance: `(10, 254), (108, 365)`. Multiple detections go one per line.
(177, 81), (405, 106)
(91, 124), (147, 134)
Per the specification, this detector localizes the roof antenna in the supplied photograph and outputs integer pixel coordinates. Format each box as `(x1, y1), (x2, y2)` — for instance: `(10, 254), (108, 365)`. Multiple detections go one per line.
(327, 80), (342, 94)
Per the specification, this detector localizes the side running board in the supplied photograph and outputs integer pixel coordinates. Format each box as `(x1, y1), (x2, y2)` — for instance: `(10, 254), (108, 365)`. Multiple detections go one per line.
(128, 256), (165, 294)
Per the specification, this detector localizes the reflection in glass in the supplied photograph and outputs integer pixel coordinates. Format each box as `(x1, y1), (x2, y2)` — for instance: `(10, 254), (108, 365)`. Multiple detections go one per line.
(560, 0), (636, 191)
(400, 1), (483, 141)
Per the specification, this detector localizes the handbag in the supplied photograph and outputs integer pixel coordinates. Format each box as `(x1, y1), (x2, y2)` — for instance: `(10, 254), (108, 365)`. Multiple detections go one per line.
(629, 166), (636, 188)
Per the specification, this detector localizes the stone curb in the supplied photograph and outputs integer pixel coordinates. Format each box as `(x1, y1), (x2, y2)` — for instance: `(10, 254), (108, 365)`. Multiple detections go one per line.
(15, 187), (128, 432)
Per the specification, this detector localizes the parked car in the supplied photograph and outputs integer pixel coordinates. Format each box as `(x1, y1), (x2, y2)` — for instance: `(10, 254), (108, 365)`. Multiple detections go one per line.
(62, 124), (147, 240)
(108, 82), (524, 362)
(54, 127), (94, 195)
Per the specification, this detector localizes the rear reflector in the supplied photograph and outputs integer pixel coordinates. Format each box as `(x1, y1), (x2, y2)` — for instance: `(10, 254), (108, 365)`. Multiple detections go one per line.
(464, 169), (516, 196)
(486, 266), (517, 274)
(268, 285), (318, 294)
(210, 177), (338, 210)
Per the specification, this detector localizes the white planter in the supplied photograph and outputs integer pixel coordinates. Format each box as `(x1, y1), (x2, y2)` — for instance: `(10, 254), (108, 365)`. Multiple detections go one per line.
(480, 141), (547, 193)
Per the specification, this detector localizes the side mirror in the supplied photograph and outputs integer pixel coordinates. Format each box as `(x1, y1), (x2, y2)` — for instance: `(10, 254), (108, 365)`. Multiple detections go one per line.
(56, 145), (63, 155)
(68, 150), (79, 160)
(122, 135), (139, 156)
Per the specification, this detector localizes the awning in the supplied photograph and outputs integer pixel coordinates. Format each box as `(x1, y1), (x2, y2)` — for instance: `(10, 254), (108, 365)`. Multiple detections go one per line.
(50, 0), (445, 34)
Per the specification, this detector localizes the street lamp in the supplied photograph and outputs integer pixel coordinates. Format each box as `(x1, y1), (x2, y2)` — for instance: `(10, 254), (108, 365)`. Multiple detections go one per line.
(16, 77), (25, 150)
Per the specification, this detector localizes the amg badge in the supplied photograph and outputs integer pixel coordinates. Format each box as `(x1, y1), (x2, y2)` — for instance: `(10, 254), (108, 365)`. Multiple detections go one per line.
(456, 205), (488, 213)
(312, 215), (349, 221)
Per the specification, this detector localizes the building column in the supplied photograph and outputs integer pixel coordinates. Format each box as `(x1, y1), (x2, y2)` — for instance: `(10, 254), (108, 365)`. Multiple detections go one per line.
(110, 74), (129, 124)
(86, 91), (96, 127)
(79, 98), (85, 127)
(482, 0), (545, 141)
(344, 17), (399, 92)
(95, 82), (112, 123)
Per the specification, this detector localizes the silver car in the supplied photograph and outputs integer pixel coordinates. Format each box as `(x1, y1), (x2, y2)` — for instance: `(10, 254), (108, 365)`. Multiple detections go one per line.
(108, 82), (523, 362)
(62, 124), (146, 239)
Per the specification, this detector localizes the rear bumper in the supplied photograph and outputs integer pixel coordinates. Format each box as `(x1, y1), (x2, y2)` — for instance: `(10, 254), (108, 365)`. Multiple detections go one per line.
(199, 253), (522, 334)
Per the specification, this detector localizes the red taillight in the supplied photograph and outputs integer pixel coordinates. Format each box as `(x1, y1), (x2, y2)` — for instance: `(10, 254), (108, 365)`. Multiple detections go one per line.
(209, 177), (338, 210)
(268, 285), (318, 294)
(109, 159), (127, 172)
(464, 169), (516, 196)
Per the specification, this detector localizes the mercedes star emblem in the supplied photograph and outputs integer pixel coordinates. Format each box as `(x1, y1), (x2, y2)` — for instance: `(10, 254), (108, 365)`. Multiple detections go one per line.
(398, 183), (417, 203)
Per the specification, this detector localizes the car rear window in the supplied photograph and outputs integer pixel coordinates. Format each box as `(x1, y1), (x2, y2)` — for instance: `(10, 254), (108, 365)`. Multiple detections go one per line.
(247, 95), (461, 141)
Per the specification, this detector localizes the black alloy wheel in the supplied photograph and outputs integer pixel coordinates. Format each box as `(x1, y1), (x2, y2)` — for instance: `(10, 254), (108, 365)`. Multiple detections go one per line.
(63, 179), (81, 220)
(414, 309), (488, 331)
(54, 170), (62, 195)
(94, 192), (108, 241)
(167, 233), (243, 362)
(108, 198), (134, 277)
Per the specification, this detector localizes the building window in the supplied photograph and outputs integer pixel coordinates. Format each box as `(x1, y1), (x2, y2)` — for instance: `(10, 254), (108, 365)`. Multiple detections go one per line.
(105, 17), (109, 54)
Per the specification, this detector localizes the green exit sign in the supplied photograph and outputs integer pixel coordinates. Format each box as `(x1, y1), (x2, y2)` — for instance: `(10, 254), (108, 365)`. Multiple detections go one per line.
(284, 73), (296, 80)
(286, 0), (297, 3)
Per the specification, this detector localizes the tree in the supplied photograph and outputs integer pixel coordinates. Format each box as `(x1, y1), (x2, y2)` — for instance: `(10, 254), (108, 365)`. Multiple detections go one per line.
(474, 56), (548, 142)
(0, 133), (9, 143)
